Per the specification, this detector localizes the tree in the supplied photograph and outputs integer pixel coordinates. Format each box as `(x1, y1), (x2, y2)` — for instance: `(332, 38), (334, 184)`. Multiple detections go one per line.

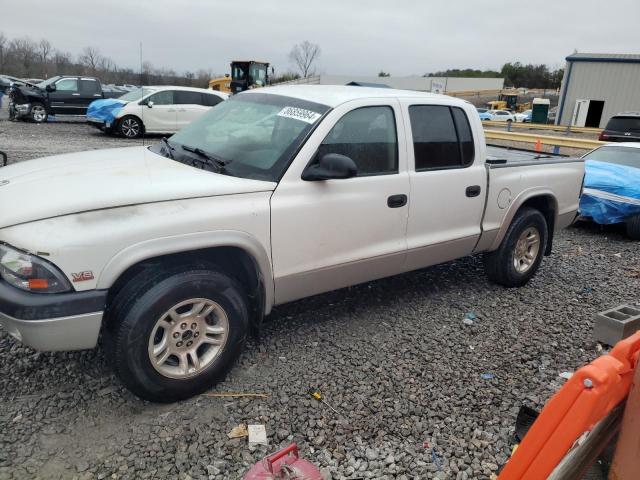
(0, 32), (6, 72)
(10, 37), (38, 77)
(378, 71), (391, 77)
(79, 46), (102, 74)
(39, 39), (52, 77)
(289, 41), (321, 78)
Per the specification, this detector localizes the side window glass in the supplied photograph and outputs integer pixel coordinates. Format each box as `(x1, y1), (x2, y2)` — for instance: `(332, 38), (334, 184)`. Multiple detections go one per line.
(55, 78), (78, 92)
(80, 79), (100, 95)
(317, 106), (398, 176)
(451, 108), (475, 166)
(409, 105), (461, 170)
(203, 93), (223, 107)
(149, 90), (174, 105)
(175, 91), (202, 105)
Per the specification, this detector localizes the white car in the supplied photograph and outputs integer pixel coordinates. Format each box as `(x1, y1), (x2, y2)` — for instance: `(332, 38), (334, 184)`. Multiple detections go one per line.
(87, 86), (228, 138)
(514, 110), (532, 123)
(490, 110), (516, 122)
(0, 86), (584, 401)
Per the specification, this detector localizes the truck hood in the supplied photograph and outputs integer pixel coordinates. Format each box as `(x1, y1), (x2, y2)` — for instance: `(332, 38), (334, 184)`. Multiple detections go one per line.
(0, 146), (276, 229)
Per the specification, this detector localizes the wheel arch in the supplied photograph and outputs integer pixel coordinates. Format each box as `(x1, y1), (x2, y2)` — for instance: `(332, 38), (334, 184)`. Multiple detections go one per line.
(98, 231), (274, 329)
(489, 191), (558, 255)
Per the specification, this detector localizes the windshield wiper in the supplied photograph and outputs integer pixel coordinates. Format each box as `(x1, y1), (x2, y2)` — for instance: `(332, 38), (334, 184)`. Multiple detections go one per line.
(159, 137), (175, 159)
(180, 144), (232, 172)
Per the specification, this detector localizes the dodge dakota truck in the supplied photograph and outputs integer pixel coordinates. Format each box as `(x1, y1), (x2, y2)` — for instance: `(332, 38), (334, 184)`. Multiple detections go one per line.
(0, 86), (585, 401)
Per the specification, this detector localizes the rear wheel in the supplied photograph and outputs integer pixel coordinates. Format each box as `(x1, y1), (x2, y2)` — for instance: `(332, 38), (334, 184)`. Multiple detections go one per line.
(483, 207), (548, 287)
(626, 215), (640, 240)
(118, 115), (143, 138)
(105, 267), (249, 402)
(30, 102), (47, 123)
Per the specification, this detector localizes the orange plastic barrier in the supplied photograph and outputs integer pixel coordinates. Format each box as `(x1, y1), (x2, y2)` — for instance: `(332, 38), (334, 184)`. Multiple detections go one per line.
(498, 331), (640, 480)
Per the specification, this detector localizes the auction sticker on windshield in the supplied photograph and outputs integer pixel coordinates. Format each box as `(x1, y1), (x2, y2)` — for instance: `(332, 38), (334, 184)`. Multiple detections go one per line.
(277, 106), (322, 124)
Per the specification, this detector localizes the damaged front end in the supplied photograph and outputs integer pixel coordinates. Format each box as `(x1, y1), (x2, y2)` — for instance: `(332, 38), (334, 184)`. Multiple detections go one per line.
(8, 84), (47, 121)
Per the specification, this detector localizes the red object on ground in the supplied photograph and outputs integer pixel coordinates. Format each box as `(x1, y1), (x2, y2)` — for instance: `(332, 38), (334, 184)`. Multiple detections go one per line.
(534, 138), (542, 152)
(243, 443), (323, 480)
(498, 331), (640, 480)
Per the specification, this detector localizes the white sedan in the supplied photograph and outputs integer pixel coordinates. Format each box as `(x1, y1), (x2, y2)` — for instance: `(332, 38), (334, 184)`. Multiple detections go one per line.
(87, 86), (228, 138)
(490, 110), (516, 122)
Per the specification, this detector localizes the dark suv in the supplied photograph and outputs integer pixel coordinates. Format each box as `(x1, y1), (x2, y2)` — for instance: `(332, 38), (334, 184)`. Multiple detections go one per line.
(599, 112), (640, 142)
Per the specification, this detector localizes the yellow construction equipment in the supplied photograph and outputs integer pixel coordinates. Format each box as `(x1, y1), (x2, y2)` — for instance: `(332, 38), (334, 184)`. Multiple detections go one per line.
(208, 75), (231, 93)
(230, 60), (270, 94)
(487, 100), (507, 110)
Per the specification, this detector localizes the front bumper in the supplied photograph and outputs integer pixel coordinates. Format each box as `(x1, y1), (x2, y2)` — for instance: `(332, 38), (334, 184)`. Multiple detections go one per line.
(87, 117), (111, 131)
(12, 102), (31, 118)
(0, 281), (107, 351)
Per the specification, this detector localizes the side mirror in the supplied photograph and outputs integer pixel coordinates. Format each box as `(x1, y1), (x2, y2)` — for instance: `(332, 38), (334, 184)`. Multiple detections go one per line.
(146, 100), (154, 108)
(302, 153), (358, 181)
(45, 84), (56, 92)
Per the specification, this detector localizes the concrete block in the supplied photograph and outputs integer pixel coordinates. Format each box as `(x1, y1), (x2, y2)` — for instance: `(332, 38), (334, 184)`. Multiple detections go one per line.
(594, 304), (640, 346)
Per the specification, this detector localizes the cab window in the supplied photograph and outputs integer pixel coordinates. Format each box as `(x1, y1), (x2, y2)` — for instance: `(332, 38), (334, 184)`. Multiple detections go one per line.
(316, 106), (398, 176)
(55, 78), (78, 92)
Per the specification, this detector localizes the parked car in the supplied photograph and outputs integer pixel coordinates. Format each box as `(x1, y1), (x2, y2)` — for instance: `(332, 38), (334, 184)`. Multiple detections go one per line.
(490, 110), (515, 122)
(9, 75), (106, 122)
(102, 84), (128, 99)
(86, 86), (228, 138)
(599, 112), (640, 142)
(478, 110), (493, 121)
(0, 85), (585, 401)
(515, 110), (532, 123)
(579, 143), (640, 239)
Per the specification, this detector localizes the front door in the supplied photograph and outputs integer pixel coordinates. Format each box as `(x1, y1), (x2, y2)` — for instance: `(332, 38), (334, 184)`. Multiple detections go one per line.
(48, 77), (80, 114)
(270, 99), (410, 304)
(572, 99), (590, 127)
(401, 101), (486, 268)
(143, 90), (177, 133)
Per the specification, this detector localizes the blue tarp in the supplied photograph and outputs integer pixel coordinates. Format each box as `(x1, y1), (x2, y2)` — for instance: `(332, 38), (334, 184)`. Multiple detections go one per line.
(579, 160), (640, 224)
(86, 98), (126, 124)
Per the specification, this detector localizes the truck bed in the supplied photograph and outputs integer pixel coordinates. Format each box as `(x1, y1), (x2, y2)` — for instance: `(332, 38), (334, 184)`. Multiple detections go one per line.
(485, 145), (584, 167)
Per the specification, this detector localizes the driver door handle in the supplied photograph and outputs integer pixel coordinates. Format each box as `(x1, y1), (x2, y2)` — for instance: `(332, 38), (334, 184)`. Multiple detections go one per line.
(387, 194), (407, 208)
(466, 185), (481, 197)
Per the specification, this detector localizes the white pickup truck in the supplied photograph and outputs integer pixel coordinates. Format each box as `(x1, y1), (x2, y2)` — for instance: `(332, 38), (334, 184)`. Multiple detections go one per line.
(0, 86), (584, 401)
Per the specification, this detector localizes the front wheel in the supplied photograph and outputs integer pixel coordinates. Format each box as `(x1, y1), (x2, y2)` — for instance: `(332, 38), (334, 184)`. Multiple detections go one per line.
(105, 267), (249, 402)
(483, 207), (548, 287)
(30, 102), (48, 123)
(118, 115), (143, 138)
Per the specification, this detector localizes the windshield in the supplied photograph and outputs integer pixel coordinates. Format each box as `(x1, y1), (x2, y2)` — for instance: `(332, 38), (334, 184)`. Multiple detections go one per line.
(118, 87), (157, 102)
(163, 93), (330, 181)
(584, 146), (640, 169)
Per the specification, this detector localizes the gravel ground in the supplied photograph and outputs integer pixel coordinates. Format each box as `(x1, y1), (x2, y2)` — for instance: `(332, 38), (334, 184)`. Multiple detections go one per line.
(1, 114), (639, 480)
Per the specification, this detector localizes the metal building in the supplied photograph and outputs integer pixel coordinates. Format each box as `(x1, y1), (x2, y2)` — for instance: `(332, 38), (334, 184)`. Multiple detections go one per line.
(557, 53), (640, 128)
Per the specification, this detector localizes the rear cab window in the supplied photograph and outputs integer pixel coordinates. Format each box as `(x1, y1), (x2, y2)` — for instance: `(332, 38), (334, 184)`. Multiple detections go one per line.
(409, 105), (475, 170)
(80, 78), (100, 95)
(606, 116), (640, 132)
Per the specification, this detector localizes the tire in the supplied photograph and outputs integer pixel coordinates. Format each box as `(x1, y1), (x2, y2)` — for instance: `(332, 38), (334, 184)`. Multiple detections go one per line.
(483, 207), (548, 287)
(118, 115), (143, 138)
(30, 102), (48, 123)
(626, 215), (640, 240)
(104, 266), (249, 402)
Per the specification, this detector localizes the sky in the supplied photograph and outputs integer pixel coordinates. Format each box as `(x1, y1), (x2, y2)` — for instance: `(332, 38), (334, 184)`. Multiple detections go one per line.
(3, 0), (640, 77)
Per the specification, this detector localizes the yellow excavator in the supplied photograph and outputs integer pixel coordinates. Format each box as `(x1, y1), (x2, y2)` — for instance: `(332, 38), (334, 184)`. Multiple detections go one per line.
(229, 60), (270, 94)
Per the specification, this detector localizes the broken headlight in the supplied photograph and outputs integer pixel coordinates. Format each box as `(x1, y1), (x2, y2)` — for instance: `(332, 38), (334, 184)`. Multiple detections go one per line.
(0, 243), (72, 293)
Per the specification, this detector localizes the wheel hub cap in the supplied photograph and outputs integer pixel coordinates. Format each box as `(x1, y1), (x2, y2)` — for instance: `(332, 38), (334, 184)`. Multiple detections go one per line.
(513, 227), (540, 273)
(148, 298), (229, 379)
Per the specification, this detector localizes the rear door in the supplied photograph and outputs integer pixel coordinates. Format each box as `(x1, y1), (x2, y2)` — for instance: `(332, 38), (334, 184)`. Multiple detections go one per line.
(143, 90), (177, 133)
(402, 100), (486, 269)
(78, 78), (103, 113)
(175, 91), (211, 130)
(48, 77), (80, 114)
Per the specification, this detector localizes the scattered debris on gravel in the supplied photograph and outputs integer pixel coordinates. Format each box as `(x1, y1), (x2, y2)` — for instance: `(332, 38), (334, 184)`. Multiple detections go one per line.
(1, 115), (638, 480)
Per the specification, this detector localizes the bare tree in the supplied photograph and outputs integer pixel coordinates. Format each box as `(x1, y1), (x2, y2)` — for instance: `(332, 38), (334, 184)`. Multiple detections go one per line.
(0, 33), (6, 72)
(289, 41), (321, 78)
(10, 37), (37, 77)
(79, 46), (102, 74)
(39, 39), (52, 77)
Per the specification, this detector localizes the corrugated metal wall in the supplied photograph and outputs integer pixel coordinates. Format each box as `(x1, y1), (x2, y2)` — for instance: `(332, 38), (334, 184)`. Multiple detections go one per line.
(558, 61), (640, 127)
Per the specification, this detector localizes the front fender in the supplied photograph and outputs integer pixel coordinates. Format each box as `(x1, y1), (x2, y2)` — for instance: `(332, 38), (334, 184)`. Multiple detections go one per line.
(97, 230), (275, 314)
